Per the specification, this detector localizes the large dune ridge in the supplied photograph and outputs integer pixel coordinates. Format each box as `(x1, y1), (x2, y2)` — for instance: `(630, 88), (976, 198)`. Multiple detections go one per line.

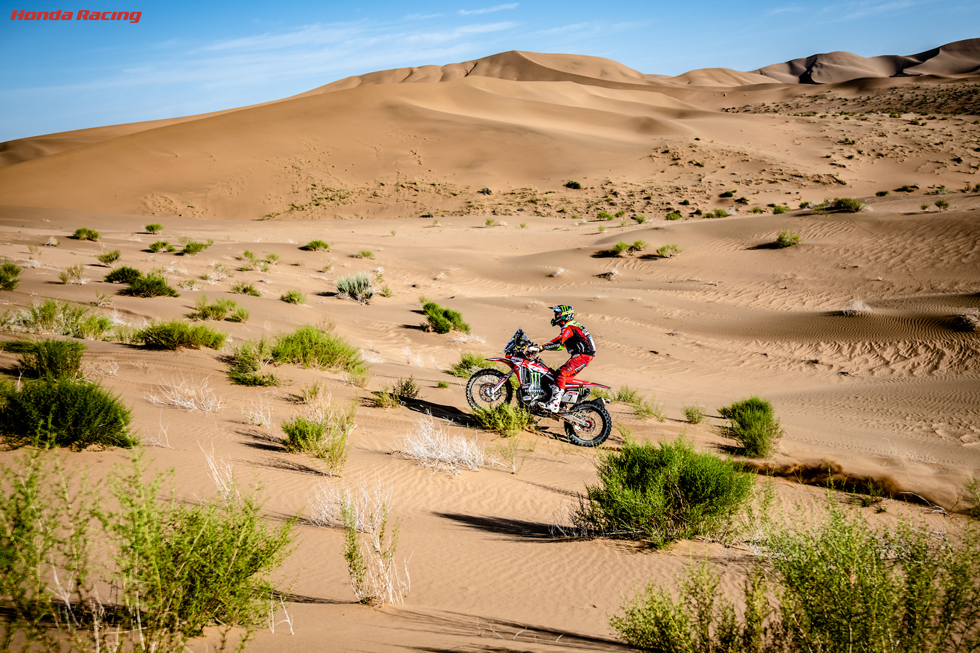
(0, 40), (979, 651)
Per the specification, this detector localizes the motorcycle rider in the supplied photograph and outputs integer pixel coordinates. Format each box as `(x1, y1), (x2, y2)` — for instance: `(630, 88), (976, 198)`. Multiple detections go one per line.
(528, 305), (596, 412)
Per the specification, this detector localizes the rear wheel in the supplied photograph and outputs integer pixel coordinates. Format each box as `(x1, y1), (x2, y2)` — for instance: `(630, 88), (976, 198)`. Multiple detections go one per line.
(465, 369), (514, 411)
(564, 401), (612, 447)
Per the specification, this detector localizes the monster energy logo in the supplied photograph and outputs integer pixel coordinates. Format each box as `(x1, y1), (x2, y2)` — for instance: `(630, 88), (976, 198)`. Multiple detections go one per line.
(529, 371), (543, 394)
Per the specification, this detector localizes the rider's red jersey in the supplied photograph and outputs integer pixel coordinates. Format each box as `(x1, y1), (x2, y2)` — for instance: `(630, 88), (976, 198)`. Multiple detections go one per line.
(543, 321), (596, 356)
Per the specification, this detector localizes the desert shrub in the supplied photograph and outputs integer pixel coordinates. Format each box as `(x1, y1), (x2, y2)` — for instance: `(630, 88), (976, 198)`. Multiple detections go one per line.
(270, 325), (365, 374)
(281, 401), (356, 473)
(935, 198), (950, 212)
(230, 281), (260, 296)
(180, 240), (212, 256)
(613, 385), (641, 404)
(633, 395), (666, 421)
(228, 337), (279, 386)
(71, 228), (100, 241)
(683, 404), (706, 424)
(137, 319), (227, 350)
(104, 266), (143, 284)
(394, 376), (420, 400)
(718, 396), (783, 457)
(775, 230), (801, 248)
(655, 244), (681, 258)
(437, 380), (449, 389)
(577, 436), (753, 547)
(0, 259), (22, 291)
(633, 215), (647, 224)
(191, 295), (240, 321)
(423, 300), (470, 334)
(280, 289), (305, 305)
(59, 264), (85, 285)
(5, 299), (110, 339)
(145, 223), (164, 234)
(483, 217), (497, 228)
(664, 211), (682, 220)
(719, 190), (735, 198)
(707, 208), (730, 218)
(372, 386), (402, 409)
(473, 404), (536, 436)
(336, 273), (374, 303)
(16, 339), (86, 380)
(228, 307), (249, 323)
(300, 240), (330, 251)
(615, 210), (626, 218)
(611, 240), (647, 257)
(448, 351), (489, 377)
(0, 377), (135, 449)
(479, 187), (492, 195)
(772, 204), (790, 214)
(125, 271), (179, 298)
(0, 452), (295, 652)
(876, 190), (889, 197)
(817, 197), (865, 213)
(966, 476), (980, 519)
(596, 211), (614, 221)
(352, 250), (375, 259)
(565, 180), (582, 189)
(96, 249), (121, 266)
(148, 240), (175, 253)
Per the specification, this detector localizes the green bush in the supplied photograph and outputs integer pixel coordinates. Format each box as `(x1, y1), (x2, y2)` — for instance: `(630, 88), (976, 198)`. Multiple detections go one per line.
(0, 452), (295, 652)
(448, 351), (489, 377)
(611, 240), (647, 257)
(300, 240), (330, 251)
(683, 404), (706, 424)
(125, 271), (179, 298)
(6, 299), (113, 340)
(772, 204), (790, 214)
(565, 181), (582, 189)
(775, 230), (801, 248)
(280, 401), (356, 473)
(718, 396), (783, 457)
(280, 289), (305, 304)
(336, 273), (374, 303)
(707, 208), (730, 218)
(148, 240), (175, 253)
(228, 337), (279, 386)
(423, 300), (470, 334)
(876, 190), (889, 197)
(655, 244), (681, 258)
(616, 502), (980, 652)
(632, 395), (666, 421)
(270, 325), (365, 374)
(230, 281), (260, 296)
(473, 404), (536, 436)
(191, 295), (240, 321)
(0, 377), (135, 449)
(104, 266), (143, 284)
(145, 223), (164, 234)
(96, 249), (121, 266)
(596, 211), (614, 221)
(180, 240), (212, 256)
(935, 198), (950, 212)
(577, 436), (753, 547)
(719, 190), (735, 198)
(70, 228), (100, 241)
(137, 319), (227, 350)
(17, 339), (86, 380)
(817, 197), (865, 213)
(665, 211), (682, 221)
(0, 258), (22, 291)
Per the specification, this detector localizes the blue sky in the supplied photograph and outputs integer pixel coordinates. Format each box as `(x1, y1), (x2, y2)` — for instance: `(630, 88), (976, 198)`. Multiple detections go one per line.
(1, 0), (976, 142)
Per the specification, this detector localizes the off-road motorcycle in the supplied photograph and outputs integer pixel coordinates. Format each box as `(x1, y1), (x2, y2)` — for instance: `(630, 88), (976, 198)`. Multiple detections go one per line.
(465, 329), (613, 447)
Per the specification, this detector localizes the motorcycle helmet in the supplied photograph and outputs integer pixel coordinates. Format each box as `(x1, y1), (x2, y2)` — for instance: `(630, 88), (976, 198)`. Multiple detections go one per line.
(550, 304), (574, 327)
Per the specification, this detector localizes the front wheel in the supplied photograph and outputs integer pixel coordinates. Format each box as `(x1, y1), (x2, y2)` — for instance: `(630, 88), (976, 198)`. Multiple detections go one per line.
(564, 400), (612, 447)
(465, 368), (514, 411)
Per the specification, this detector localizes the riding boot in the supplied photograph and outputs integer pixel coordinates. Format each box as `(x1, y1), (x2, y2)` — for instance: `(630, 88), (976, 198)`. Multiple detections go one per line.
(543, 386), (563, 412)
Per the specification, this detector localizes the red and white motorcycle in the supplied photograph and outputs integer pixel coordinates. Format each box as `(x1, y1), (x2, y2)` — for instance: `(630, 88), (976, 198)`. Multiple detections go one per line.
(465, 329), (613, 447)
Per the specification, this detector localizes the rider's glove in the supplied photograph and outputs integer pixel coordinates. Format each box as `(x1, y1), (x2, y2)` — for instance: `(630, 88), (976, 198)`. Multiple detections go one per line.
(526, 345), (541, 354)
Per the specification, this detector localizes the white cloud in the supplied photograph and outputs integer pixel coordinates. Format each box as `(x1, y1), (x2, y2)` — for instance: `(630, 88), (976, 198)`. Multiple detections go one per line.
(840, 0), (915, 20)
(459, 3), (518, 16)
(404, 21), (518, 44)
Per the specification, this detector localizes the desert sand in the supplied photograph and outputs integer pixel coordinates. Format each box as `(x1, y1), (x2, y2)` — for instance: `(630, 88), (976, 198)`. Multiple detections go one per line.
(1, 39), (979, 651)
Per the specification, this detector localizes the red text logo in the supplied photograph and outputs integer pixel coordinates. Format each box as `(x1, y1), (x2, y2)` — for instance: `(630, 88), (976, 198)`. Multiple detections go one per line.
(10, 10), (142, 23)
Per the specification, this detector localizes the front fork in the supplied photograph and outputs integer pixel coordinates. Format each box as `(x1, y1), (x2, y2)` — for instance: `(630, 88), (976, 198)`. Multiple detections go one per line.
(490, 370), (514, 396)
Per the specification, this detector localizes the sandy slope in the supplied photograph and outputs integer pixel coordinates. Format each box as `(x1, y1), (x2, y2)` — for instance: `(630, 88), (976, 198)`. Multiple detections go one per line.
(1, 42), (979, 650)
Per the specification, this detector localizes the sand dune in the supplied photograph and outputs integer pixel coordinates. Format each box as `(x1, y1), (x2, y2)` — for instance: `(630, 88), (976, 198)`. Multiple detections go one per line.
(1, 40), (979, 651)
